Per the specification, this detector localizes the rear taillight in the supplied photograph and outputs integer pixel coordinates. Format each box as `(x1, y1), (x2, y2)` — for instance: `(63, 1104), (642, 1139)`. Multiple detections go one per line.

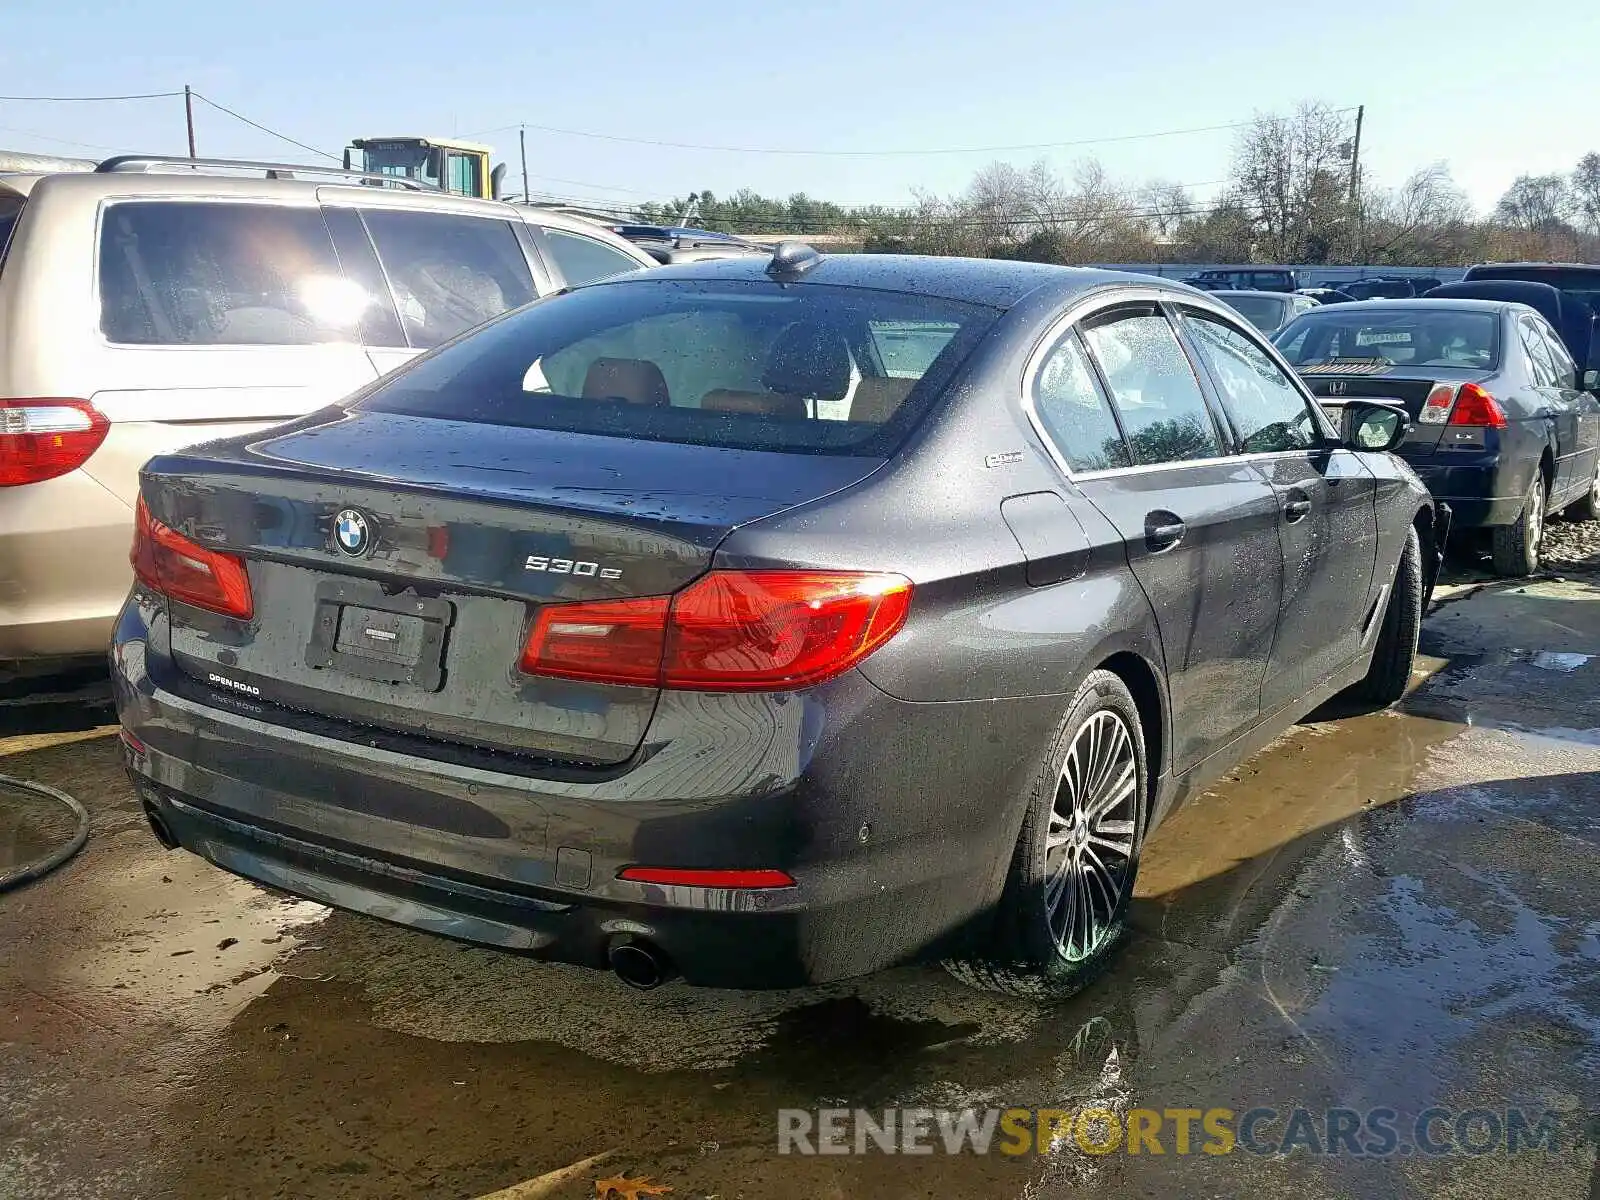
(131, 496), (254, 619)
(1446, 382), (1507, 429)
(1416, 383), (1508, 429)
(520, 570), (913, 691)
(0, 399), (110, 486)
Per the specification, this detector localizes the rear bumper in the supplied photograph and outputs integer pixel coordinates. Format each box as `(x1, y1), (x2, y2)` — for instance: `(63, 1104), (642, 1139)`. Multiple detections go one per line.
(1405, 458), (1525, 528)
(112, 596), (1061, 988)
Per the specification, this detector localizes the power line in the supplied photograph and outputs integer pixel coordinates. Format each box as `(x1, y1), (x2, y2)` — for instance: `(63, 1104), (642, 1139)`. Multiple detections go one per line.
(189, 92), (341, 162)
(0, 89), (183, 102)
(0, 124), (122, 152)
(467, 117), (1271, 158)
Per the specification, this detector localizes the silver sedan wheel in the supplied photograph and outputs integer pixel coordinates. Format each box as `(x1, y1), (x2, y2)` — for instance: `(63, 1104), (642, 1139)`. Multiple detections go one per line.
(1045, 709), (1138, 963)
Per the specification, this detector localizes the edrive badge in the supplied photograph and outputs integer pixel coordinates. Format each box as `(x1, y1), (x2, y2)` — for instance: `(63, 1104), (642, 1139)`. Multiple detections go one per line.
(334, 508), (372, 557)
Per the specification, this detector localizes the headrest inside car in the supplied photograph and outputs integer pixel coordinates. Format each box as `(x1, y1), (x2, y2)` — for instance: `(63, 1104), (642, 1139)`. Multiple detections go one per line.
(581, 358), (671, 407)
(761, 322), (851, 400)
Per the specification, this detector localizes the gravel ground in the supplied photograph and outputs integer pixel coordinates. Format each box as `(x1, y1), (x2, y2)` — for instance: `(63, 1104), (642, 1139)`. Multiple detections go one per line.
(1543, 514), (1600, 574)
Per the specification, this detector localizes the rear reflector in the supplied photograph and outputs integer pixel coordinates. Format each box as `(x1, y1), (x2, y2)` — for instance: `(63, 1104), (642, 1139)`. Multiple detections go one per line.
(520, 570), (913, 691)
(131, 496), (254, 619)
(1447, 382), (1507, 428)
(0, 399), (110, 486)
(618, 866), (796, 889)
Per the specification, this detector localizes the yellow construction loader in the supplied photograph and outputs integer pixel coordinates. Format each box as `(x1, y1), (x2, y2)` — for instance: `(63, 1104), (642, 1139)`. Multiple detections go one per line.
(343, 137), (507, 199)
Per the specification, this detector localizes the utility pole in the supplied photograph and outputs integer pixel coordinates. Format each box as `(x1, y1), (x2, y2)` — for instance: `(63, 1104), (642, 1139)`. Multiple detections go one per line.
(519, 126), (529, 203)
(1348, 104), (1365, 259)
(1347, 104), (1364, 203)
(184, 85), (196, 158)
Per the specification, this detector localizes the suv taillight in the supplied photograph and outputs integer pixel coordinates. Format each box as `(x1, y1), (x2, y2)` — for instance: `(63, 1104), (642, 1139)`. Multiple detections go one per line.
(0, 399), (110, 486)
(520, 570), (913, 691)
(131, 496), (254, 619)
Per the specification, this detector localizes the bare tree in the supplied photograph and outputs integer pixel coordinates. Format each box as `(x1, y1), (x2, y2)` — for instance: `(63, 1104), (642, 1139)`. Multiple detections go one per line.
(1229, 103), (1358, 263)
(1494, 173), (1573, 233)
(1571, 152), (1600, 235)
(1178, 193), (1256, 262)
(1362, 163), (1478, 264)
(1137, 179), (1195, 241)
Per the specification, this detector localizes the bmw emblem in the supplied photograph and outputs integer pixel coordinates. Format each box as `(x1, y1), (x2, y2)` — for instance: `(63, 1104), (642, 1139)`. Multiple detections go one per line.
(333, 508), (372, 557)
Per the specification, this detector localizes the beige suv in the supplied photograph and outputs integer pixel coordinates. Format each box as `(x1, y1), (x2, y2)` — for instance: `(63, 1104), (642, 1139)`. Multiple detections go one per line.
(0, 157), (654, 682)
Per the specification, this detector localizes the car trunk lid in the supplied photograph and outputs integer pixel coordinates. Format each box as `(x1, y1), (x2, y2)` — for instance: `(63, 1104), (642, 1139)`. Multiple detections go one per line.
(140, 409), (884, 767)
(1298, 363), (1497, 455)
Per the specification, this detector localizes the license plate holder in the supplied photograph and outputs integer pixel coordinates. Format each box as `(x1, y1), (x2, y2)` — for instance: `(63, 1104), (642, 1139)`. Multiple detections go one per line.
(305, 581), (453, 691)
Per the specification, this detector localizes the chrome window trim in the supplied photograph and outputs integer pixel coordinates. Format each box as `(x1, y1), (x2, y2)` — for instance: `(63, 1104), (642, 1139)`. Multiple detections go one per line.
(1021, 285), (1339, 484)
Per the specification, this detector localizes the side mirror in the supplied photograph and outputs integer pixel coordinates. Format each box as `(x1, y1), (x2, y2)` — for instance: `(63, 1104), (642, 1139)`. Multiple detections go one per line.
(1584, 368), (1599, 392)
(1341, 400), (1411, 453)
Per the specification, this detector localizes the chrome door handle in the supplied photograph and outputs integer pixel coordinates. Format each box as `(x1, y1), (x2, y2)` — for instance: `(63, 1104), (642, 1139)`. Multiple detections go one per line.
(1145, 516), (1186, 552)
(1284, 498), (1313, 523)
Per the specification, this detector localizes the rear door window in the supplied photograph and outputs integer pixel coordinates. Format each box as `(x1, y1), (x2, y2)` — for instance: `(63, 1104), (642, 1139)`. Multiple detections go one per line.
(1519, 319), (1559, 386)
(361, 209), (536, 349)
(98, 202), (357, 345)
(1080, 307), (1224, 465)
(1536, 320), (1578, 388)
(534, 226), (645, 288)
(360, 278), (1000, 455)
(1031, 329), (1130, 472)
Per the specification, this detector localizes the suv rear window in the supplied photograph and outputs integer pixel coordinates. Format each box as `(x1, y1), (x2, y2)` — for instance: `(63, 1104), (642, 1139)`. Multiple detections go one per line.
(361, 279), (999, 454)
(99, 202), (354, 345)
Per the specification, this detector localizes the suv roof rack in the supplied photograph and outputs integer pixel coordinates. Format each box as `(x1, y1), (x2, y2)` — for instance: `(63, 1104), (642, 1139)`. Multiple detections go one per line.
(95, 154), (443, 191)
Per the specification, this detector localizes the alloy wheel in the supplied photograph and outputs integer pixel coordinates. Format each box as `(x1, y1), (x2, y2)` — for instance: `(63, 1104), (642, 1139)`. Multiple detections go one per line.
(1045, 710), (1138, 962)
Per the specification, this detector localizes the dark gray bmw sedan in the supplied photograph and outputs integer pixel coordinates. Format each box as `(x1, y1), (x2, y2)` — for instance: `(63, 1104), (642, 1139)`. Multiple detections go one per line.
(112, 247), (1443, 995)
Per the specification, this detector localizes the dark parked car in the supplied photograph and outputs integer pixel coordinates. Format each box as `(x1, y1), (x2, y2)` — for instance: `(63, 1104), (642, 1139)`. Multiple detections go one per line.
(1212, 288), (1320, 334)
(609, 224), (767, 265)
(114, 250), (1442, 997)
(1452, 264), (1600, 387)
(1182, 267), (1298, 293)
(1298, 287), (1358, 305)
(1276, 299), (1600, 575)
(1343, 277), (1418, 301)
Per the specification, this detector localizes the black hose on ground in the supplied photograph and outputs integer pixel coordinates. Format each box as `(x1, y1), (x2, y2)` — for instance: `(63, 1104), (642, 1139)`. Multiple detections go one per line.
(0, 774), (90, 893)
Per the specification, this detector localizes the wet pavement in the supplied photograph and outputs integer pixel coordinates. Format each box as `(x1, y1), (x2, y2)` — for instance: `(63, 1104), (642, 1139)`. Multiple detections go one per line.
(2, 574), (1598, 1199)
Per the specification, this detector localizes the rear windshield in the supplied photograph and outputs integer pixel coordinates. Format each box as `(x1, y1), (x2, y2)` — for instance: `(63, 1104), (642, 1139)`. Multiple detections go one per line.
(1219, 294), (1287, 332)
(1275, 308), (1500, 370)
(359, 279), (1001, 455)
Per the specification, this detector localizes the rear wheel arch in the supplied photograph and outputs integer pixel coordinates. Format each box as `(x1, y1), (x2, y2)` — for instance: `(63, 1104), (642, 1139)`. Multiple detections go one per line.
(1094, 650), (1165, 830)
(1411, 503), (1440, 605)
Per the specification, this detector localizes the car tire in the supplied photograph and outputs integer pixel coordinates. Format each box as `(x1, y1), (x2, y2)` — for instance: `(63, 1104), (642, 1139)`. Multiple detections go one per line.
(944, 670), (1147, 999)
(1350, 527), (1422, 708)
(1564, 458), (1600, 521)
(1490, 476), (1545, 577)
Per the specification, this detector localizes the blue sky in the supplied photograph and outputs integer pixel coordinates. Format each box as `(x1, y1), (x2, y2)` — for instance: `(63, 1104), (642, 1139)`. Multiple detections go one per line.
(4, 0), (1592, 216)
